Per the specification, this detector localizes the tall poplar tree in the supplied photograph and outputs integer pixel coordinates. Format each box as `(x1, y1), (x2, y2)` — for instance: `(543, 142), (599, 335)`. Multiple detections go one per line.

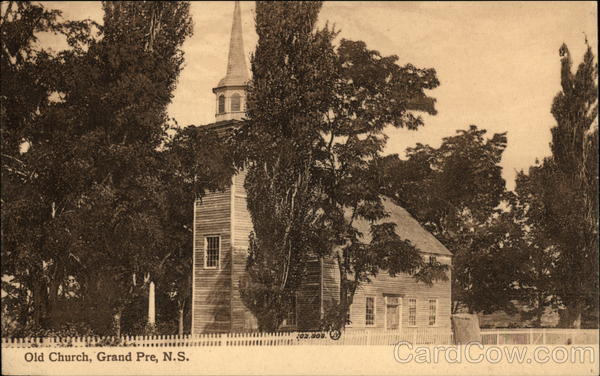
(236, 1), (336, 331)
(517, 43), (598, 328)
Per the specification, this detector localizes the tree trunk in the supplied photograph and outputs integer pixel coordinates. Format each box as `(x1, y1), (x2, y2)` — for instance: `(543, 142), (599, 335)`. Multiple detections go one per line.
(338, 267), (348, 329)
(533, 309), (543, 328)
(113, 310), (122, 337)
(451, 300), (460, 314)
(47, 277), (62, 328)
(534, 293), (544, 328)
(571, 302), (583, 329)
(31, 278), (45, 328)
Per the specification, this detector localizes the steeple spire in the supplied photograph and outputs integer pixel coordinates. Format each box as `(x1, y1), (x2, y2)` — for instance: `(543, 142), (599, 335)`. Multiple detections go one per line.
(212, 1), (249, 122)
(217, 0), (249, 88)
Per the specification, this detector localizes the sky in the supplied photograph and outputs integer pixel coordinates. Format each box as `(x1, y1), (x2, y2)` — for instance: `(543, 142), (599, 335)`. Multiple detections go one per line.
(40, 1), (598, 190)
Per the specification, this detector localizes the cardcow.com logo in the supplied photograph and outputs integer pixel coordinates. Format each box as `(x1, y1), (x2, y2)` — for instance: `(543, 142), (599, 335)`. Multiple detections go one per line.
(393, 341), (597, 365)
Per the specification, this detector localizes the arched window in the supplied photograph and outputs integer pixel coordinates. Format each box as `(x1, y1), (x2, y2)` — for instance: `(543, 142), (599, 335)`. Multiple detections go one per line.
(218, 95), (225, 114)
(231, 93), (241, 112)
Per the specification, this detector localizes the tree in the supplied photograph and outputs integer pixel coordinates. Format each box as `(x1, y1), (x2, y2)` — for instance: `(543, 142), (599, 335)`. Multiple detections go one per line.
(62, 1), (194, 335)
(318, 39), (447, 329)
(382, 126), (516, 314)
(237, 1), (447, 331)
(549, 42), (598, 328)
(236, 1), (336, 331)
(1, 1), (203, 336)
(516, 42), (598, 328)
(1, 1), (96, 332)
(512, 169), (559, 327)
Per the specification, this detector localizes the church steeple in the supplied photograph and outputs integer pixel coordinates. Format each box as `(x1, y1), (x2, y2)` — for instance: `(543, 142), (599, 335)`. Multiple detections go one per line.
(213, 1), (249, 122)
(220, 0), (249, 88)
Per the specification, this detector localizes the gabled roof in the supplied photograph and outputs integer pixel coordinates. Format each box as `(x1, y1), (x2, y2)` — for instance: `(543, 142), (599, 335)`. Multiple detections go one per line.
(351, 197), (453, 256)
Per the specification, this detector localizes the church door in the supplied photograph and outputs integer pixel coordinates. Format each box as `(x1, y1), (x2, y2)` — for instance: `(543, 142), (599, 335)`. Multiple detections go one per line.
(385, 296), (401, 330)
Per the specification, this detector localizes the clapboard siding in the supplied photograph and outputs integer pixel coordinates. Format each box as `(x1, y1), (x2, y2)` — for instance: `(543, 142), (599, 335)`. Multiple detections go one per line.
(192, 188), (232, 334)
(322, 256), (340, 315)
(232, 170), (252, 248)
(190, 121), (256, 333)
(230, 170), (258, 331)
(231, 171), (257, 332)
(319, 253), (452, 330)
(230, 245), (255, 332)
(345, 258), (452, 329)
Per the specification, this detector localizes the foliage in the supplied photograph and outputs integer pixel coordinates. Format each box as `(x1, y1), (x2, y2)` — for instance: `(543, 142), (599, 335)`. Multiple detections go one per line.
(4, 322), (96, 339)
(515, 42), (598, 328)
(156, 125), (235, 335)
(512, 169), (560, 326)
(382, 125), (515, 314)
(318, 38), (447, 329)
(237, 1), (447, 332)
(1, 1), (232, 336)
(57, 1), (194, 336)
(236, 1), (335, 331)
(1, 0), (98, 332)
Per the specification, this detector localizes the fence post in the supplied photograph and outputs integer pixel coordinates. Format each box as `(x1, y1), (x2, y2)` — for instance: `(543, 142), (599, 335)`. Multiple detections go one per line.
(542, 329), (546, 345)
(529, 328), (533, 345)
(366, 330), (371, 346)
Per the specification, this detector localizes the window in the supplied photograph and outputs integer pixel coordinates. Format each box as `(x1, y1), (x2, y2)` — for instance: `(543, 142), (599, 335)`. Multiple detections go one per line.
(205, 236), (220, 268)
(365, 297), (375, 326)
(428, 299), (437, 326)
(429, 255), (437, 264)
(408, 298), (417, 326)
(231, 93), (241, 112)
(218, 95), (225, 114)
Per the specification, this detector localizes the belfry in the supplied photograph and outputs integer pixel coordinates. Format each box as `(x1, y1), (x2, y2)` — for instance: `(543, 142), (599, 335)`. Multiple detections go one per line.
(212, 0), (249, 122)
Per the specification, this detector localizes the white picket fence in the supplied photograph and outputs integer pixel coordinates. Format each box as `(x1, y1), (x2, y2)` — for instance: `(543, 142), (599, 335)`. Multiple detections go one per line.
(479, 328), (599, 345)
(1, 327), (451, 348)
(1, 328), (597, 348)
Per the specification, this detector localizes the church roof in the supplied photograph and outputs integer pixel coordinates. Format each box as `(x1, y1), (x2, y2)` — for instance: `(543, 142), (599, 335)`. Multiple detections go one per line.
(216, 1), (249, 89)
(193, 119), (242, 138)
(201, 119), (241, 131)
(351, 197), (453, 256)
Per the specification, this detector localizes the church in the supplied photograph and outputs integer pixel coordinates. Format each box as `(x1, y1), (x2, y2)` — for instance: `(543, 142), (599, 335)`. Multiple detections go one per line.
(191, 2), (453, 334)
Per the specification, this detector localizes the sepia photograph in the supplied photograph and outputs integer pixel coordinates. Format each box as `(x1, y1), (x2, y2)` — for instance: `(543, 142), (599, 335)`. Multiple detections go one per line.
(1, 1), (598, 375)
